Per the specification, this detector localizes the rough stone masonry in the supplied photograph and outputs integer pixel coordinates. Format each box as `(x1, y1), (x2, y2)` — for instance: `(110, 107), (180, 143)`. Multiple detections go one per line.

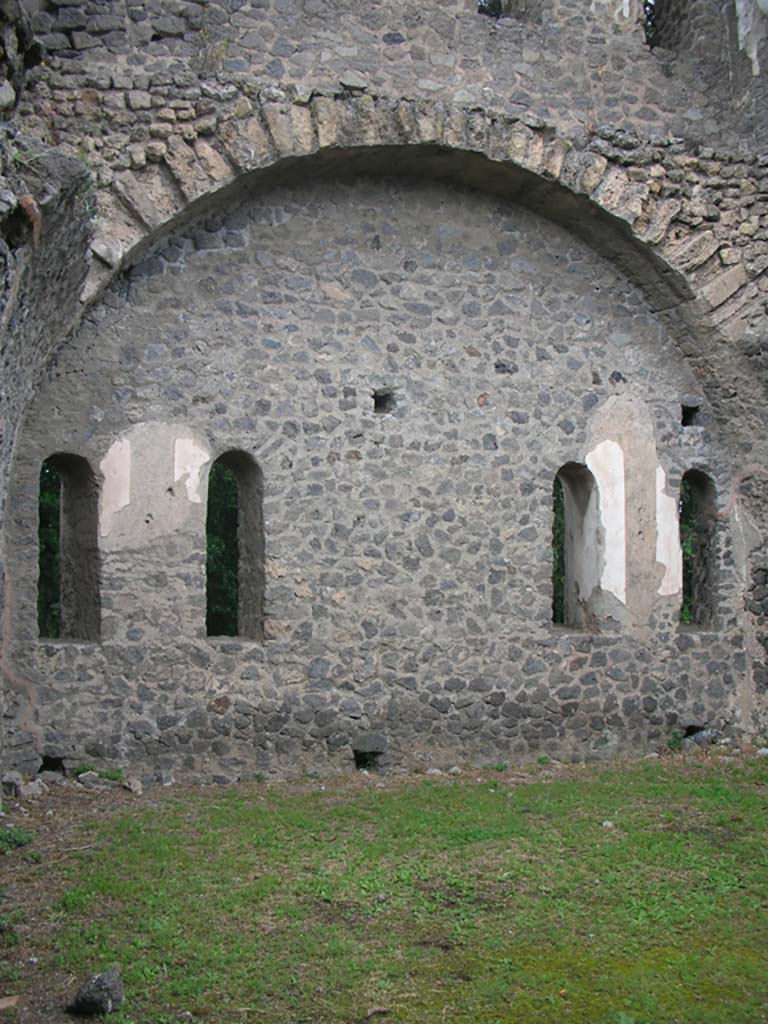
(0, 0), (766, 781)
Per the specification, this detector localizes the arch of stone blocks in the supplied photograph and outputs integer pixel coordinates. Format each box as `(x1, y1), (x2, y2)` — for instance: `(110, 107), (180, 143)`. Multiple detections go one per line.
(84, 94), (765, 457)
(87, 95), (750, 310)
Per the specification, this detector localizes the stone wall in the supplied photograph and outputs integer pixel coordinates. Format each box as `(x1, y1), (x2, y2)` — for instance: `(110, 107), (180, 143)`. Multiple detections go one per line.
(0, 0), (766, 778)
(1, 175), (755, 779)
(18, 0), (767, 156)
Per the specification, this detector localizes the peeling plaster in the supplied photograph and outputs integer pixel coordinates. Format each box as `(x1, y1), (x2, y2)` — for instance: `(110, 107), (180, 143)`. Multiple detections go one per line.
(655, 466), (683, 596)
(99, 424), (211, 550)
(99, 437), (131, 538)
(174, 437), (208, 504)
(736, 0), (767, 74)
(586, 439), (626, 605)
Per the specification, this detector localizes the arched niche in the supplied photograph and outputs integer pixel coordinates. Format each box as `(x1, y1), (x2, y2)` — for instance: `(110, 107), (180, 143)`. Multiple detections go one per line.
(553, 463), (602, 629)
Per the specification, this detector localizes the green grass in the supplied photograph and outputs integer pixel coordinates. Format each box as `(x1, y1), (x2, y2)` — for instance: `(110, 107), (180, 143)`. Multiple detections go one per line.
(43, 759), (768, 1023)
(0, 826), (33, 853)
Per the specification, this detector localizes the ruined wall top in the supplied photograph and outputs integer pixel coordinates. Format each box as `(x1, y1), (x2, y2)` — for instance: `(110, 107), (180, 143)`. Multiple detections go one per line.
(8, 0), (767, 177)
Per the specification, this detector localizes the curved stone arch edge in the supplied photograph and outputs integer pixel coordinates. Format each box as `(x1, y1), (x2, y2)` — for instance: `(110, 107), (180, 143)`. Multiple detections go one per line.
(86, 138), (696, 314)
(75, 110), (766, 464)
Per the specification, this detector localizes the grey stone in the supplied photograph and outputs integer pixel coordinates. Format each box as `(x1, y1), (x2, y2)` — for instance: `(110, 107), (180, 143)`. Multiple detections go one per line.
(354, 732), (388, 754)
(67, 967), (124, 1016)
(19, 778), (48, 799)
(1, 772), (23, 798)
(76, 771), (101, 788)
(690, 728), (721, 746)
(91, 237), (122, 268)
(339, 71), (368, 90)
(0, 0), (766, 788)
(0, 82), (16, 112)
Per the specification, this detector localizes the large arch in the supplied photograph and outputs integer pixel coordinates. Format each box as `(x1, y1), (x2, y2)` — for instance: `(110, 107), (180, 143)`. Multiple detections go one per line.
(78, 96), (765, 463)
(1, 97), (766, 775)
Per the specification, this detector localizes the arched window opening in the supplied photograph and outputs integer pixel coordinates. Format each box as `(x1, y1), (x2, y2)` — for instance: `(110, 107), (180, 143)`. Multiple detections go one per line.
(38, 454), (100, 640)
(206, 451), (265, 640)
(643, 0), (687, 49)
(552, 475), (566, 625)
(680, 469), (717, 627)
(478, 0), (505, 16)
(552, 463), (600, 628)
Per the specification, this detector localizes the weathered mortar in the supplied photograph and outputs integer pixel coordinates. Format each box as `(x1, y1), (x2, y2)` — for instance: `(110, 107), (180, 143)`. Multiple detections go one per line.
(0, 0), (766, 779)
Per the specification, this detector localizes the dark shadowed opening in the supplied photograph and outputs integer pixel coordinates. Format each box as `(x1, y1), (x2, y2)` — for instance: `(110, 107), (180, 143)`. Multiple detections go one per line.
(38, 755), (66, 775)
(680, 469), (717, 626)
(682, 404), (701, 426)
(38, 453), (100, 641)
(552, 475), (566, 624)
(643, 0), (688, 48)
(206, 451), (265, 639)
(373, 387), (396, 414)
(354, 750), (381, 771)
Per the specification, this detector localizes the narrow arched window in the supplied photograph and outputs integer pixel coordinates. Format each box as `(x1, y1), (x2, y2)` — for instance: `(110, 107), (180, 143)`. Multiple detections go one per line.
(206, 451), (265, 640)
(552, 463), (600, 628)
(680, 469), (717, 626)
(38, 454), (100, 640)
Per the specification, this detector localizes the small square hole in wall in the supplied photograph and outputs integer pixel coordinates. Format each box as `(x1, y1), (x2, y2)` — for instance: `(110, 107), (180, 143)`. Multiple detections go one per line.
(682, 404), (701, 427)
(373, 388), (396, 414)
(354, 749), (381, 771)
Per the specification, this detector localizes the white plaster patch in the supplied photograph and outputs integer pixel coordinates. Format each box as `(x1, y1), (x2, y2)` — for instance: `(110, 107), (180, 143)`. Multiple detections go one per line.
(174, 437), (209, 504)
(655, 466), (683, 596)
(586, 439), (626, 605)
(736, 0), (767, 74)
(99, 437), (131, 538)
(99, 423), (210, 551)
(589, 0), (638, 21)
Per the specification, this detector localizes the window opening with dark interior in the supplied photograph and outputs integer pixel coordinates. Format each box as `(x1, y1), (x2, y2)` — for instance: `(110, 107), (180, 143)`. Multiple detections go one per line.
(38, 454), (100, 640)
(478, 0), (506, 15)
(679, 469), (717, 627)
(552, 463), (600, 629)
(206, 451), (265, 639)
(643, 0), (687, 49)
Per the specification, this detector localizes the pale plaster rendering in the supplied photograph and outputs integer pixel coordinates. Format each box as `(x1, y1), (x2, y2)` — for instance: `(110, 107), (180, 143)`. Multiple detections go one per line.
(174, 437), (210, 506)
(586, 439), (627, 607)
(736, 0), (768, 72)
(656, 467), (684, 598)
(99, 424), (210, 552)
(99, 437), (131, 540)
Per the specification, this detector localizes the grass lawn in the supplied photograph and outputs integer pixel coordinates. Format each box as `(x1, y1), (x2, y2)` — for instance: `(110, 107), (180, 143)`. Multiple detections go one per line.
(2, 756), (767, 1023)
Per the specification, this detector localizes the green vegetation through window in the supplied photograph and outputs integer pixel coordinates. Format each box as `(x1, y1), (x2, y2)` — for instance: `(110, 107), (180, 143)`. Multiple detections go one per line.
(679, 469), (716, 627)
(206, 461), (239, 636)
(206, 451), (265, 640)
